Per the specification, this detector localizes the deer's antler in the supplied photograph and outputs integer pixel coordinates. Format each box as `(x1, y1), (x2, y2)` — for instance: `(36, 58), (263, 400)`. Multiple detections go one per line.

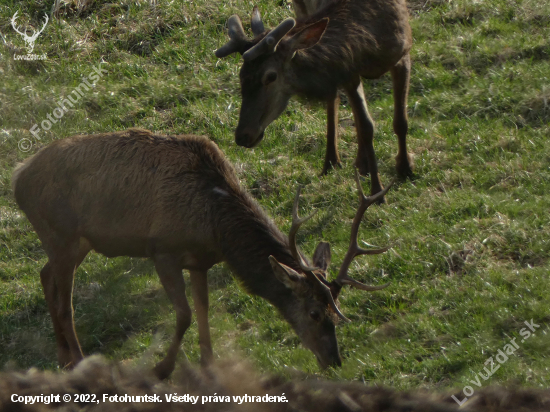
(288, 186), (318, 272)
(288, 174), (392, 322)
(250, 6), (265, 36)
(216, 7), (295, 61)
(289, 187), (350, 322)
(242, 17), (295, 62)
(215, 14), (250, 58)
(335, 170), (392, 290)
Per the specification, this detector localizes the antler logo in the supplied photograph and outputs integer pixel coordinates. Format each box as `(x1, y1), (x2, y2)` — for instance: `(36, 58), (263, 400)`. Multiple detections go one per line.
(11, 11), (49, 54)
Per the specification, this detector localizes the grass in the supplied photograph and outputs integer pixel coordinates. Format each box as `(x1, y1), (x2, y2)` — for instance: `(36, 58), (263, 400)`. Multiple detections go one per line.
(1, 0), (549, 391)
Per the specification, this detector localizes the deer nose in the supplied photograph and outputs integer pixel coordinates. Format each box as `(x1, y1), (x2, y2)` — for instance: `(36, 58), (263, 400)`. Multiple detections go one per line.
(315, 335), (342, 368)
(235, 128), (264, 148)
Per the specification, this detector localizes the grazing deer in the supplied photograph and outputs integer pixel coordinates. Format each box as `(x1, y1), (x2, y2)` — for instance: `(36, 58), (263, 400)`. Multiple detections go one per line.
(12, 128), (390, 379)
(216, 0), (413, 200)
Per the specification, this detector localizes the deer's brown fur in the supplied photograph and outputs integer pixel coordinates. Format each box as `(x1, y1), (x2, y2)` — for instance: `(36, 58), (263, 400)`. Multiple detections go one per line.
(217, 0), (414, 200)
(12, 129), (348, 378)
(292, 0), (333, 19)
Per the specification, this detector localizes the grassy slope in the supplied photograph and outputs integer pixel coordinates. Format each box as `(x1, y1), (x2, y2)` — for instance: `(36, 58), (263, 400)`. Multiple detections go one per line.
(0, 0), (549, 390)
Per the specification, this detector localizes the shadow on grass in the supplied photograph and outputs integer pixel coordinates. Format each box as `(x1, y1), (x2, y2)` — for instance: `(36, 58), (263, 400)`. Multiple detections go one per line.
(1, 254), (235, 370)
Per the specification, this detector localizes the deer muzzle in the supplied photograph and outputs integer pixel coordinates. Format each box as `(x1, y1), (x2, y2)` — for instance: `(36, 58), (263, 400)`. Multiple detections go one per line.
(235, 127), (265, 148)
(314, 335), (342, 369)
(316, 349), (342, 369)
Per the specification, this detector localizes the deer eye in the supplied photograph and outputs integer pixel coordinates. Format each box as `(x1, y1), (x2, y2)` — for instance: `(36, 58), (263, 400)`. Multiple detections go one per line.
(310, 310), (321, 322)
(263, 71), (277, 85)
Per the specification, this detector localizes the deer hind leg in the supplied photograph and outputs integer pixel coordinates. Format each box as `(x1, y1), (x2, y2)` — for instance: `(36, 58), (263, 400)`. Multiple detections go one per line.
(391, 53), (414, 178)
(321, 93), (342, 175)
(153, 254), (192, 380)
(190, 270), (213, 366)
(344, 77), (385, 199)
(40, 261), (72, 366)
(41, 239), (90, 368)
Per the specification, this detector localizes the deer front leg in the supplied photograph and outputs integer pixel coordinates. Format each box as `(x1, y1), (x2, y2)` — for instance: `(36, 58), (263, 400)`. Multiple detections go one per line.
(344, 78), (385, 200)
(391, 53), (414, 178)
(153, 254), (192, 380)
(190, 270), (213, 366)
(321, 93), (342, 175)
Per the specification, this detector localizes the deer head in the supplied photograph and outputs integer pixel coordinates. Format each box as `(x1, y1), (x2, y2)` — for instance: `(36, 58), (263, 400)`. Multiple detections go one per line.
(11, 11), (49, 54)
(216, 8), (328, 148)
(269, 171), (392, 367)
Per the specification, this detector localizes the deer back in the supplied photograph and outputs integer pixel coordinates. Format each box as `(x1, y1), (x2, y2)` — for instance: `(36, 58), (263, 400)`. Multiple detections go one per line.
(12, 129), (244, 264)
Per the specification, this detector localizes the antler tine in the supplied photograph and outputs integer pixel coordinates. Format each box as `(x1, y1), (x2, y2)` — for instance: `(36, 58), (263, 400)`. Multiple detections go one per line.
(242, 17), (295, 62)
(250, 6), (265, 36)
(286, 187), (350, 322)
(288, 186), (318, 271)
(335, 171), (393, 290)
(215, 15), (250, 58)
(292, 186), (317, 226)
(319, 283), (351, 322)
(354, 169), (394, 210)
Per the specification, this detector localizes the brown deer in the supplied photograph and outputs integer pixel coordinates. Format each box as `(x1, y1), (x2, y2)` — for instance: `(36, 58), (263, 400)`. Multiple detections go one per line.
(216, 0), (413, 200)
(12, 128), (391, 379)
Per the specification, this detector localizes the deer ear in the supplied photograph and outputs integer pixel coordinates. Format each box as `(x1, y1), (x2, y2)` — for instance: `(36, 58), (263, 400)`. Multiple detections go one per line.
(269, 256), (303, 290)
(288, 18), (328, 52)
(312, 241), (331, 272)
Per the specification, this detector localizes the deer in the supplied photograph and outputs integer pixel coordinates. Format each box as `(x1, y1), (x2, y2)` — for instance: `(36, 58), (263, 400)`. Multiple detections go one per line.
(291, 0), (333, 19)
(11, 11), (49, 54)
(216, 0), (413, 201)
(12, 128), (391, 379)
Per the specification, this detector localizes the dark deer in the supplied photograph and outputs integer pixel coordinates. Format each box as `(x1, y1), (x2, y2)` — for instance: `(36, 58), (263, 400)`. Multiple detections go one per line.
(12, 128), (390, 379)
(216, 0), (413, 200)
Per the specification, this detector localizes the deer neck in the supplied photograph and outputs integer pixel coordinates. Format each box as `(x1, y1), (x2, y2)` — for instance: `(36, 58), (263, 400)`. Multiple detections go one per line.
(285, 42), (343, 100)
(215, 194), (299, 309)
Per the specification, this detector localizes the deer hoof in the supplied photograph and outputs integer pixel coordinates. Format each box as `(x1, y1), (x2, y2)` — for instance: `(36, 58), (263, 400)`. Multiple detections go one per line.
(395, 153), (414, 178)
(355, 164), (370, 177)
(321, 160), (342, 176)
(153, 360), (175, 380)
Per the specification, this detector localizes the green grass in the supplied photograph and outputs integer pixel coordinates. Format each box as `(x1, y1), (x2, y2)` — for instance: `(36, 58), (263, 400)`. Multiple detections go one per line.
(1, 0), (549, 391)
